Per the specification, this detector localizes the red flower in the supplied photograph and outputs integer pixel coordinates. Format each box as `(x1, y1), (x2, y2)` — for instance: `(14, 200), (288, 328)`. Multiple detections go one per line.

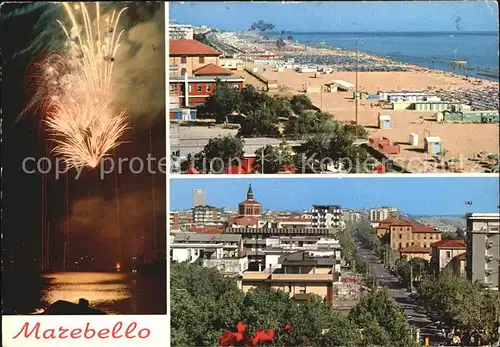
(283, 324), (292, 331)
(236, 321), (247, 333)
(252, 329), (275, 345)
(220, 330), (236, 347)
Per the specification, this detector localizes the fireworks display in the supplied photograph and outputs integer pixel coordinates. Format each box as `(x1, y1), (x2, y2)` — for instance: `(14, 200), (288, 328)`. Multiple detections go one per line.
(31, 2), (129, 169)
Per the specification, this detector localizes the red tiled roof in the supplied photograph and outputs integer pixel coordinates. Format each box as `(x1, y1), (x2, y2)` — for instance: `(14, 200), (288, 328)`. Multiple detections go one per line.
(193, 63), (233, 76)
(169, 39), (221, 56)
(411, 224), (440, 233)
(187, 226), (223, 233)
(399, 245), (431, 253)
(233, 216), (259, 227)
(431, 239), (466, 249)
(380, 219), (413, 227)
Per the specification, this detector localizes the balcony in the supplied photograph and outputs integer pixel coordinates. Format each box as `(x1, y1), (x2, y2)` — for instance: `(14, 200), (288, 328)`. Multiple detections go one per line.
(485, 240), (494, 248)
(485, 254), (493, 262)
(485, 268), (493, 275)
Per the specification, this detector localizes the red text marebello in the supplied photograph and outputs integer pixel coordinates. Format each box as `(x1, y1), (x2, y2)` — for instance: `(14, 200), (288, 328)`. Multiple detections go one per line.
(12, 322), (151, 340)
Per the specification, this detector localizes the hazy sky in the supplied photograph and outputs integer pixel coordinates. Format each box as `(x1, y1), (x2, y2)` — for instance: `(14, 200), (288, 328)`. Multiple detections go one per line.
(170, 1), (498, 32)
(170, 177), (499, 215)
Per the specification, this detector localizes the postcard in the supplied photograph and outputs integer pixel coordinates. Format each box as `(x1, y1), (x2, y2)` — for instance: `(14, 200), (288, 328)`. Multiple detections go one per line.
(169, 1), (499, 175)
(1, 2), (167, 346)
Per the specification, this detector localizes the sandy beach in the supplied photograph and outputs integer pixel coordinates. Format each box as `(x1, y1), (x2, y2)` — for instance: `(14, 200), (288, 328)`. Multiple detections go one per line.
(225, 33), (499, 173)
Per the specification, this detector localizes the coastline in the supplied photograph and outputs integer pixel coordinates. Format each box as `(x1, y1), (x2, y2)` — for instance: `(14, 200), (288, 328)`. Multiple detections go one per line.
(231, 30), (499, 86)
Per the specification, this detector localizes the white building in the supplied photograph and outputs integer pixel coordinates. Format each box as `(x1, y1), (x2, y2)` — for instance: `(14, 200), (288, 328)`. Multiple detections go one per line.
(170, 232), (243, 263)
(311, 205), (343, 229)
(466, 213), (500, 290)
(169, 24), (194, 40)
(260, 236), (342, 272)
(370, 207), (398, 223)
(192, 205), (222, 226)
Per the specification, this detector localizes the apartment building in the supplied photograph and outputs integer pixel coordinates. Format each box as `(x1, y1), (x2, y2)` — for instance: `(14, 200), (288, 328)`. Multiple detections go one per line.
(263, 236), (342, 272)
(378, 220), (442, 261)
(311, 205), (343, 229)
(242, 251), (341, 308)
(170, 212), (181, 232)
(342, 210), (362, 223)
(169, 24), (194, 40)
(465, 213), (500, 290)
(192, 188), (206, 207)
(169, 39), (244, 109)
(430, 239), (466, 272)
(170, 232), (242, 262)
(370, 207), (398, 225)
(192, 205), (222, 226)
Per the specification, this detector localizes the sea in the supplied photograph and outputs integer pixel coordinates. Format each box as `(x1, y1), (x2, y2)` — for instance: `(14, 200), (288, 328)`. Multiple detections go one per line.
(267, 31), (499, 80)
(2, 271), (167, 315)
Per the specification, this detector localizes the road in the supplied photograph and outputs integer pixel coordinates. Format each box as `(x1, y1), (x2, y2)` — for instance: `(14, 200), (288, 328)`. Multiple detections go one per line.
(357, 246), (445, 344)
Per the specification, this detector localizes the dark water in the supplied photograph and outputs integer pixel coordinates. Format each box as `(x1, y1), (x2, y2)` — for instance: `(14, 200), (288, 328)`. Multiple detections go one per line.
(2, 271), (166, 315)
(269, 31), (499, 79)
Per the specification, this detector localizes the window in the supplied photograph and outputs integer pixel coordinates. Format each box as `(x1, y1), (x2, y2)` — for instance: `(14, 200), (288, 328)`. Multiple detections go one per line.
(206, 85), (211, 92)
(399, 234), (402, 239)
(298, 286), (306, 294)
(199, 56), (205, 63)
(180, 68), (187, 76)
(398, 243), (402, 249)
(197, 84), (202, 92)
(181, 56), (187, 64)
(446, 251), (451, 258)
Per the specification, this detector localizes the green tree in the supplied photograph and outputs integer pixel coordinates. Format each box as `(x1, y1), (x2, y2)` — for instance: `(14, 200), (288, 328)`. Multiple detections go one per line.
(344, 123), (369, 139)
(240, 85), (270, 115)
(171, 262), (245, 346)
(284, 111), (339, 138)
(202, 135), (245, 173)
(283, 296), (358, 347)
(238, 103), (279, 137)
(415, 272), (500, 344)
(270, 94), (294, 119)
(254, 142), (295, 174)
(204, 80), (243, 124)
(349, 289), (418, 347)
(290, 94), (314, 114)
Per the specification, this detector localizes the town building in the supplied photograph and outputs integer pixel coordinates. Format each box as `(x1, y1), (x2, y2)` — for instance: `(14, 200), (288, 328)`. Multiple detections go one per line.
(192, 188), (206, 207)
(311, 205), (343, 229)
(430, 239), (466, 272)
(370, 207), (398, 224)
(169, 39), (245, 110)
(238, 184), (262, 217)
(170, 232), (242, 262)
(170, 232), (247, 279)
(262, 236), (342, 272)
(192, 205), (222, 226)
(465, 213), (500, 290)
(170, 212), (181, 232)
(376, 219), (442, 261)
(241, 251), (341, 308)
(342, 210), (362, 223)
(169, 23), (194, 40)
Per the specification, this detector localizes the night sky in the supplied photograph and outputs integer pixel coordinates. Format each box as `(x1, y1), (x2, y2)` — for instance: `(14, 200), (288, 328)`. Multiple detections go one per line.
(1, 3), (166, 272)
